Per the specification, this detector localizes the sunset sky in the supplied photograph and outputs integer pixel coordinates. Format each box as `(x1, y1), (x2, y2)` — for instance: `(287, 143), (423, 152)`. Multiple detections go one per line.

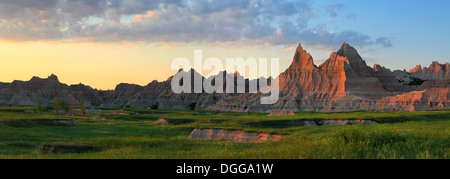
(0, 0), (449, 90)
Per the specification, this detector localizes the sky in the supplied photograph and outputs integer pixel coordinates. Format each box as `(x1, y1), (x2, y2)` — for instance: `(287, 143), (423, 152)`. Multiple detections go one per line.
(0, 0), (449, 90)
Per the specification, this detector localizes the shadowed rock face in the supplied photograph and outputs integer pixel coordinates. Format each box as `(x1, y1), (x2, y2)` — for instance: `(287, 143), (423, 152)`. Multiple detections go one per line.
(373, 64), (415, 92)
(0, 42), (448, 112)
(188, 129), (283, 143)
(0, 74), (108, 106)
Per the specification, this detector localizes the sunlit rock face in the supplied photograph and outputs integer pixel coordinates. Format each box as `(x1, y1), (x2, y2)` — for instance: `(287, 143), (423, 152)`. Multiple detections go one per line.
(0, 42), (448, 112)
(409, 61), (450, 80)
(208, 43), (450, 112)
(407, 62), (450, 90)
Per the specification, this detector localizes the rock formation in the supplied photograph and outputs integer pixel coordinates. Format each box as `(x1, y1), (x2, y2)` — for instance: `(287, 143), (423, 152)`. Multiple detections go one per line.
(409, 61), (450, 80)
(0, 42), (448, 112)
(267, 111), (295, 116)
(0, 74), (108, 106)
(408, 61), (450, 90)
(188, 129), (283, 143)
(208, 43), (450, 112)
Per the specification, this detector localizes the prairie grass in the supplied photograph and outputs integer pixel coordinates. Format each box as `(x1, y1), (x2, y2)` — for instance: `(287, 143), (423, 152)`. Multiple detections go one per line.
(0, 107), (448, 159)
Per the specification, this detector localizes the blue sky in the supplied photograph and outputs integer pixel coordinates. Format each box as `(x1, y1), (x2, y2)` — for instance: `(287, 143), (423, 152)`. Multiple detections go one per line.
(313, 0), (450, 69)
(0, 0), (449, 89)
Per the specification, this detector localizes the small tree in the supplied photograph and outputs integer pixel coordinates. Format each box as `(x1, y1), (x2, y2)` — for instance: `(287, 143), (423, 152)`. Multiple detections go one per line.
(79, 100), (86, 117)
(35, 104), (42, 114)
(61, 101), (71, 115)
(151, 102), (159, 110)
(189, 102), (197, 111)
(53, 98), (61, 116)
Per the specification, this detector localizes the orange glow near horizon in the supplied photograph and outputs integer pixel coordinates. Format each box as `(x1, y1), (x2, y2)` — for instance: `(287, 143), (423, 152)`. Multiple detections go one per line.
(0, 41), (292, 90)
(0, 41), (176, 90)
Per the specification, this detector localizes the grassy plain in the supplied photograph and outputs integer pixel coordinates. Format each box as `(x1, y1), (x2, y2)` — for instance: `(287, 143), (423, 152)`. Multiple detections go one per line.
(0, 106), (448, 159)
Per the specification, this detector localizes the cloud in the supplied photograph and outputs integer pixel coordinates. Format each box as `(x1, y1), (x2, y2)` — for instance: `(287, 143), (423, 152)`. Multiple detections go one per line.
(374, 37), (394, 48)
(0, 0), (393, 51)
(326, 4), (344, 17)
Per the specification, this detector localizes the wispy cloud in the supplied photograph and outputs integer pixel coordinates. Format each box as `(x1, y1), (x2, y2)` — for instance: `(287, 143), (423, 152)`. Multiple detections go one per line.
(325, 3), (344, 17)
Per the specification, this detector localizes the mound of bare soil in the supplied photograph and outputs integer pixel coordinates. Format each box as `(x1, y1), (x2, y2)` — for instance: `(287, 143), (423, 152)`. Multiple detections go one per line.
(188, 129), (283, 143)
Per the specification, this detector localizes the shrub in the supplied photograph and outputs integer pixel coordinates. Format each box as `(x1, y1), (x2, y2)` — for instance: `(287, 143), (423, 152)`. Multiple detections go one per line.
(53, 98), (61, 115)
(79, 100), (86, 117)
(61, 101), (71, 115)
(35, 104), (42, 114)
(407, 77), (426, 86)
(151, 102), (159, 110)
(189, 102), (197, 111)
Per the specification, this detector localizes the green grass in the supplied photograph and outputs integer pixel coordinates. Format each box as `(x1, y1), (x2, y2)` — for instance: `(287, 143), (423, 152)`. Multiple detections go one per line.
(0, 107), (448, 159)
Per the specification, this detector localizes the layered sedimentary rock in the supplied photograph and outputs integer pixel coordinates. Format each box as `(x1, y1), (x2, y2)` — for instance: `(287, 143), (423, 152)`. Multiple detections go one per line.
(410, 62), (450, 90)
(0, 74), (109, 106)
(208, 43), (450, 112)
(188, 129), (283, 142)
(409, 61), (450, 80)
(103, 69), (212, 109)
(0, 42), (448, 112)
(373, 64), (415, 93)
(375, 88), (450, 112)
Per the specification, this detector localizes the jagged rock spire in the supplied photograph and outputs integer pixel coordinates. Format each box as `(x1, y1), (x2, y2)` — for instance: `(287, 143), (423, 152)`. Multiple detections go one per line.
(289, 43), (316, 70)
(409, 65), (422, 73)
(47, 74), (59, 82)
(337, 42), (359, 58)
(340, 42), (350, 49)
